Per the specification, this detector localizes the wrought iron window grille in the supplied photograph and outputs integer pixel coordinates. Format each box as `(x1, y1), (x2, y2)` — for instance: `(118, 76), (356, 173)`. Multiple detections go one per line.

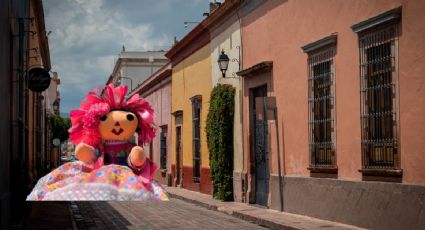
(306, 45), (337, 169)
(160, 129), (167, 170)
(191, 96), (202, 182)
(358, 22), (400, 170)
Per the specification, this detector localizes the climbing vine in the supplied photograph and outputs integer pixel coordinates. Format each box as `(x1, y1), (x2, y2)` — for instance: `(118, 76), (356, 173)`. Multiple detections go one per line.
(206, 84), (235, 201)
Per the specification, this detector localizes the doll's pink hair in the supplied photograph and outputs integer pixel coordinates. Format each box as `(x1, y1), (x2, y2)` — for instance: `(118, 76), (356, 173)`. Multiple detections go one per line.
(69, 84), (156, 147)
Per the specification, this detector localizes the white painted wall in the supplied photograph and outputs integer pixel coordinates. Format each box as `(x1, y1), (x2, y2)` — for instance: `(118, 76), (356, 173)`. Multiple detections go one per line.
(112, 51), (168, 92)
(210, 20), (243, 172)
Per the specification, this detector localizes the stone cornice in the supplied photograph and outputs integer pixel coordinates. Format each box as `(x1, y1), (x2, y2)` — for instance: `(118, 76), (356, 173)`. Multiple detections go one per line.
(302, 34), (337, 53)
(351, 7), (401, 33)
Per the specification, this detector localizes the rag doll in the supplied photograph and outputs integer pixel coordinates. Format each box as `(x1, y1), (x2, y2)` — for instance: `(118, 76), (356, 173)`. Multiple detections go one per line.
(71, 83), (156, 177)
(26, 84), (168, 201)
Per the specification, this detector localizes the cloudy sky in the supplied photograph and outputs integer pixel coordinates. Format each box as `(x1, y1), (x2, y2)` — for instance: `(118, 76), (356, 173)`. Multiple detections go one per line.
(43, 0), (211, 115)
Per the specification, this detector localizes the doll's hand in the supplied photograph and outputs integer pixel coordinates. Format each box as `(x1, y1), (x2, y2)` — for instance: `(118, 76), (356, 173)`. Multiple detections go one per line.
(129, 146), (146, 167)
(75, 143), (96, 164)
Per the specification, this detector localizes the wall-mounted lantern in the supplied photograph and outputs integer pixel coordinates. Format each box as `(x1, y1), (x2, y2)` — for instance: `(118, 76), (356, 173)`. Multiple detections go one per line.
(217, 49), (230, 78)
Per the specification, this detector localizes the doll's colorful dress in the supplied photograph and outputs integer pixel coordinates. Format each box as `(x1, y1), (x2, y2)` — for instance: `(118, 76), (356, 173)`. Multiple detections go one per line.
(26, 141), (169, 201)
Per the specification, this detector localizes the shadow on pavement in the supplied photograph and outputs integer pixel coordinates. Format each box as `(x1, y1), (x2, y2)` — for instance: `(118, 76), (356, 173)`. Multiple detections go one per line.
(72, 202), (132, 229)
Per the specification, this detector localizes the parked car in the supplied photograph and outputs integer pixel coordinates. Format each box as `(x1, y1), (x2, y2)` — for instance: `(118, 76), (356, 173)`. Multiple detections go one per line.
(70, 155), (77, 162)
(60, 156), (71, 163)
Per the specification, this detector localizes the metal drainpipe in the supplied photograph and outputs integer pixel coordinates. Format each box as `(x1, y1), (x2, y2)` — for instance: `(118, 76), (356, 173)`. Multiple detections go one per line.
(236, 2), (247, 203)
(274, 107), (284, 212)
(264, 97), (284, 212)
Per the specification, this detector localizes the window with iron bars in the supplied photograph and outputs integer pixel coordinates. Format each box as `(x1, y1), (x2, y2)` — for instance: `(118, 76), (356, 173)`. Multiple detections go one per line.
(359, 23), (399, 169)
(307, 46), (336, 169)
(192, 96), (201, 182)
(160, 128), (167, 170)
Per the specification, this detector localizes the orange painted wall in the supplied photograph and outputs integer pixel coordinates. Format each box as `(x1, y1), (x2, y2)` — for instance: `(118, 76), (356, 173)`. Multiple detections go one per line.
(241, 0), (425, 183)
(398, 0), (425, 183)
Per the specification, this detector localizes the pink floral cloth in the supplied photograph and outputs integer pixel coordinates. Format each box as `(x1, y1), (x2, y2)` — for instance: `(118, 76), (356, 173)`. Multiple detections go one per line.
(98, 141), (158, 182)
(26, 142), (168, 201)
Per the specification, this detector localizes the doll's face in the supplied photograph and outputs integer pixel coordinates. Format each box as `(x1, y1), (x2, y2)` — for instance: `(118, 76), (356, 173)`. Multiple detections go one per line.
(98, 110), (138, 140)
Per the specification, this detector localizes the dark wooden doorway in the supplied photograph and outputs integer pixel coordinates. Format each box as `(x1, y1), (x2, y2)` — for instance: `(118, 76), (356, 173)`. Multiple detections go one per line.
(251, 85), (269, 206)
(175, 126), (182, 187)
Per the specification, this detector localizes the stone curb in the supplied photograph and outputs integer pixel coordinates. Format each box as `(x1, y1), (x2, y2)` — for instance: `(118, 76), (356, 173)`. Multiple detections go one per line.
(167, 192), (300, 230)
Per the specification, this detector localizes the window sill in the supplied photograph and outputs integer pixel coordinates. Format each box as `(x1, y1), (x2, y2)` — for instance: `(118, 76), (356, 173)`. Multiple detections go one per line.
(307, 167), (338, 174)
(359, 168), (403, 177)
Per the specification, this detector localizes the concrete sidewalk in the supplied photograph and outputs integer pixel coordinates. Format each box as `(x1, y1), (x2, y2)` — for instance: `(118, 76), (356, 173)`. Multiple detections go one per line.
(164, 186), (364, 230)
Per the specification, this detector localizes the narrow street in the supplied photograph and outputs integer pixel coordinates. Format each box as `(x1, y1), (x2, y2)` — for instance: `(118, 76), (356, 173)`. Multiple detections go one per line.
(72, 199), (267, 230)
(3, 1), (425, 229)
(26, 186), (364, 230)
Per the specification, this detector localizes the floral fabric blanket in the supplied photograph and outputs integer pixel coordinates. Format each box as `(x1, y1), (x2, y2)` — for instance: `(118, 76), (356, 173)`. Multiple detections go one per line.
(26, 161), (169, 201)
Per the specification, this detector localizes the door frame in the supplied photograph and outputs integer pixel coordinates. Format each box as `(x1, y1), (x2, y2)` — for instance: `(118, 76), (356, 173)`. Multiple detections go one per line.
(249, 84), (270, 206)
(173, 110), (183, 187)
(239, 61), (273, 205)
(175, 125), (183, 187)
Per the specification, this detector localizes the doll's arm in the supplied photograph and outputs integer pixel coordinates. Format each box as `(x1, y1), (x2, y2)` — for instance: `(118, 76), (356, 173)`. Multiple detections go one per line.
(128, 146), (158, 180)
(75, 143), (97, 164)
(128, 146), (146, 167)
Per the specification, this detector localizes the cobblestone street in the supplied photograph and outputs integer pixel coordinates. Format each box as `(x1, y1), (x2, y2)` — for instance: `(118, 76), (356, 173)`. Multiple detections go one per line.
(72, 199), (268, 230)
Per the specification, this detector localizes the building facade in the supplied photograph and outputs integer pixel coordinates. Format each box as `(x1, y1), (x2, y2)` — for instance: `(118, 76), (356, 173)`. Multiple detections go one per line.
(106, 50), (168, 92)
(129, 63), (172, 185)
(27, 0), (58, 188)
(0, 0), (53, 228)
(238, 0), (425, 229)
(166, 24), (213, 194)
(44, 72), (61, 168)
(208, 0), (245, 201)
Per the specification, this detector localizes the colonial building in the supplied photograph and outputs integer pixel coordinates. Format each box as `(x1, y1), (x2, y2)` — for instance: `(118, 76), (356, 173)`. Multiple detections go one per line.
(44, 72), (61, 169)
(106, 50), (168, 92)
(208, 0), (245, 201)
(128, 63), (172, 185)
(237, 0), (425, 229)
(0, 0), (54, 228)
(166, 20), (213, 194)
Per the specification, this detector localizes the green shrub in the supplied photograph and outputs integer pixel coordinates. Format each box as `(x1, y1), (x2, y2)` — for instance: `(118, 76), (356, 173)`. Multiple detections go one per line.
(50, 114), (71, 142)
(206, 84), (235, 201)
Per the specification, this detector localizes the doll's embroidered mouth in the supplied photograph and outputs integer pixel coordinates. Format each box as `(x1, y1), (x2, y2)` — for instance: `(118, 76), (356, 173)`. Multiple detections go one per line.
(111, 128), (124, 135)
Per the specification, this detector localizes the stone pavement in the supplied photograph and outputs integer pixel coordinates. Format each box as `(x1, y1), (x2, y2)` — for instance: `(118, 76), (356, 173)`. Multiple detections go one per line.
(72, 199), (268, 229)
(25, 186), (366, 229)
(27, 199), (267, 229)
(165, 186), (365, 230)
(26, 201), (76, 230)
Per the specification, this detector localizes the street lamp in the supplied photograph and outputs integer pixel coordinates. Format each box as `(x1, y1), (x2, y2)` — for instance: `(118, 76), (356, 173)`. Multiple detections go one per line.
(217, 49), (230, 78)
(184, 21), (200, 28)
(118, 76), (133, 91)
(52, 99), (59, 115)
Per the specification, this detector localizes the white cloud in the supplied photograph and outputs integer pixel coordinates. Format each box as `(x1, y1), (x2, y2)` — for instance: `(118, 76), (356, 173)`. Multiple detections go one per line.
(43, 0), (208, 114)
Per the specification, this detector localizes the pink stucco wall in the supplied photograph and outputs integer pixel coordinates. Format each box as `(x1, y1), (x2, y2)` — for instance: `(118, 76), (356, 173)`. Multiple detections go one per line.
(143, 78), (172, 184)
(241, 0), (425, 183)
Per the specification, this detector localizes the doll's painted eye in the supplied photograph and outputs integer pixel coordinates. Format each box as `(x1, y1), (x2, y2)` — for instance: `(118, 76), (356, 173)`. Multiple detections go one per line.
(100, 115), (107, 121)
(127, 114), (134, 121)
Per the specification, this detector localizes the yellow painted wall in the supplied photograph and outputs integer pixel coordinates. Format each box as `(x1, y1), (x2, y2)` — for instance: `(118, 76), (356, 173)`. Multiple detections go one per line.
(171, 44), (212, 168)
